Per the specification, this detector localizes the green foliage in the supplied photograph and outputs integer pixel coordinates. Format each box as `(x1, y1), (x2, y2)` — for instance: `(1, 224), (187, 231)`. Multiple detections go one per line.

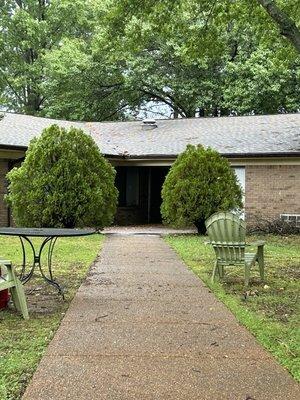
(0, 0), (299, 118)
(0, 0), (127, 120)
(90, 0), (300, 117)
(6, 125), (118, 228)
(161, 145), (243, 231)
(0, 0), (96, 115)
(41, 37), (129, 121)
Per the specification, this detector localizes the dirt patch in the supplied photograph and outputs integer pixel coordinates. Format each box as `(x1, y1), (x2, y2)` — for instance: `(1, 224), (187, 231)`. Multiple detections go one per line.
(262, 302), (297, 323)
(278, 264), (300, 280)
(23, 282), (65, 315)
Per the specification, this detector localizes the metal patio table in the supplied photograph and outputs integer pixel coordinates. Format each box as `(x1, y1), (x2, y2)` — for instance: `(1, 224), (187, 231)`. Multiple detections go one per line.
(0, 228), (95, 298)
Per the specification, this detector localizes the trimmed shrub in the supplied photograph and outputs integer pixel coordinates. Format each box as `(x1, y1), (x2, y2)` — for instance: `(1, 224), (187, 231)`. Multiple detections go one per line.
(247, 215), (300, 235)
(161, 145), (243, 233)
(6, 125), (118, 228)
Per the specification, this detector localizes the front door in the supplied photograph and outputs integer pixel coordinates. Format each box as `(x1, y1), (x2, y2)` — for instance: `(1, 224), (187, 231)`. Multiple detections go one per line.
(149, 167), (169, 223)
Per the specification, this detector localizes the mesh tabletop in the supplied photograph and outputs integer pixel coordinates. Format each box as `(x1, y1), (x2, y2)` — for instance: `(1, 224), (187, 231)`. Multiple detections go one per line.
(0, 228), (96, 237)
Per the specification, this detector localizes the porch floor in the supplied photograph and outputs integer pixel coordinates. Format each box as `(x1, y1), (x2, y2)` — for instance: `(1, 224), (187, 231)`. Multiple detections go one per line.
(103, 224), (197, 235)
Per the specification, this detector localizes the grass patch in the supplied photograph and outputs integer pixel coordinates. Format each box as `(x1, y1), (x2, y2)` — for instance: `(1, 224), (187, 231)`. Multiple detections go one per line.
(165, 234), (300, 381)
(0, 234), (103, 400)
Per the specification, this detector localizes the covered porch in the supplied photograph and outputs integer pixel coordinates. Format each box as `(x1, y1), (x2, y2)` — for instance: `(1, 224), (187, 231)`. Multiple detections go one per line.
(114, 166), (170, 225)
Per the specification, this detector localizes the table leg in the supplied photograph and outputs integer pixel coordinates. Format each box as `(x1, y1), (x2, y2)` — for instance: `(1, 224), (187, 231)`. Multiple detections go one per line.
(47, 237), (57, 281)
(37, 237), (64, 297)
(19, 236), (36, 283)
(19, 235), (64, 298)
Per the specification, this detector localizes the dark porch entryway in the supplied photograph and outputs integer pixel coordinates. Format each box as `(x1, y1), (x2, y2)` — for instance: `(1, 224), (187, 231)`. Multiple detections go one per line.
(115, 166), (169, 225)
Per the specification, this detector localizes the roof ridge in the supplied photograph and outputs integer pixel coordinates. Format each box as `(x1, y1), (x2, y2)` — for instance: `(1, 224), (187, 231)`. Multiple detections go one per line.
(3, 111), (300, 126)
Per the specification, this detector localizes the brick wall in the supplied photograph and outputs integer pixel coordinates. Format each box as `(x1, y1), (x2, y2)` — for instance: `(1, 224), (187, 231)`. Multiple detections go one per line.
(0, 160), (9, 226)
(245, 164), (300, 223)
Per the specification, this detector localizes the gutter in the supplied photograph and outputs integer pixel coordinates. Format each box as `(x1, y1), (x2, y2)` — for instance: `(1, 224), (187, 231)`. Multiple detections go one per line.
(0, 144), (28, 151)
(107, 152), (300, 159)
(1, 144), (299, 159)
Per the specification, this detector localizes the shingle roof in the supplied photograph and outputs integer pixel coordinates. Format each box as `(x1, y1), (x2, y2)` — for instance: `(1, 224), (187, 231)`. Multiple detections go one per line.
(0, 112), (299, 158)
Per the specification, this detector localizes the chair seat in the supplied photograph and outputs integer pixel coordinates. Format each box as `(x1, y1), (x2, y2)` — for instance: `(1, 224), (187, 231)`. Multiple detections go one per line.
(217, 252), (257, 266)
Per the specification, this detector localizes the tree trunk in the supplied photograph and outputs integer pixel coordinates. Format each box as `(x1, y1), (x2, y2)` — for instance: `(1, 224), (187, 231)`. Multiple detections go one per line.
(257, 0), (300, 53)
(24, 88), (43, 114)
(212, 107), (219, 117)
(198, 108), (205, 117)
(194, 218), (207, 235)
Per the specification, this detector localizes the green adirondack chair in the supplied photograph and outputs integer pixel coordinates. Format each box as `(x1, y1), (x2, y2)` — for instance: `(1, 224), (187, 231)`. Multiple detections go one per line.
(205, 212), (265, 286)
(0, 260), (29, 319)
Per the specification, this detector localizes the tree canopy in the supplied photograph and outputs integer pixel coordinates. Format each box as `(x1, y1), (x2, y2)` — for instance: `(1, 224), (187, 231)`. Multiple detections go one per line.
(0, 0), (299, 119)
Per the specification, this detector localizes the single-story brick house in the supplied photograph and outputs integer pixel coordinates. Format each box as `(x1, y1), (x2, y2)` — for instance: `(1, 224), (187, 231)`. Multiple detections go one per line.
(0, 112), (299, 227)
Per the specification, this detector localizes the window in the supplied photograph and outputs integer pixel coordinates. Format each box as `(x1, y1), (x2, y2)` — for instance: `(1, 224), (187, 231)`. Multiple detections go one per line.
(280, 214), (300, 227)
(233, 167), (245, 194)
(115, 167), (140, 207)
(232, 167), (245, 218)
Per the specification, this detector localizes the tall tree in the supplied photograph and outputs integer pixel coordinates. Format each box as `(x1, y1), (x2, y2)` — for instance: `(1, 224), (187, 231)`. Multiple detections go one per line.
(0, 0), (96, 114)
(1, 0), (299, 119)
(96, 0), (299, 116)
(257, 0), (300, 52)
(41, 38), (129, 121)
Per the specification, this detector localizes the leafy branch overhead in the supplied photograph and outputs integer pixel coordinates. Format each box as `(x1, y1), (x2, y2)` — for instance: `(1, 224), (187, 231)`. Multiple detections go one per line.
(0, 0), (299, 119)
(257, 0), (300, 52)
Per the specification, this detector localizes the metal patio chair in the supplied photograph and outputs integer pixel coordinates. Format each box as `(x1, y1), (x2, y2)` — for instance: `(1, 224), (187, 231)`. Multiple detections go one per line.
(0, 260), (29, 319)
(205, 212), (265, 286)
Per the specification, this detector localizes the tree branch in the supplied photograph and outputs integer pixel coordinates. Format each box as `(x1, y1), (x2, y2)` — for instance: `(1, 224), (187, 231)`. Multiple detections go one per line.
(139, 87), (187, 117)
(0, 68), (25, 104)
(101, 101), (131, 121)
(14, 0), (23, 9)
(204, 1), (218, 30)
(257, 0), (300, 52)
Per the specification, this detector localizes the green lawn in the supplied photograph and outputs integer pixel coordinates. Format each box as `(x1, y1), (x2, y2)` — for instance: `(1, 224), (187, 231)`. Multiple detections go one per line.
(0, 234), (103, 400)
(165, 234), (300, 382)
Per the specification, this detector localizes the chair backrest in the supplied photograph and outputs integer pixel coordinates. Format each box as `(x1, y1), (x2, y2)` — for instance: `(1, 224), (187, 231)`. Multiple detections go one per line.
(205, 212), (246, 263)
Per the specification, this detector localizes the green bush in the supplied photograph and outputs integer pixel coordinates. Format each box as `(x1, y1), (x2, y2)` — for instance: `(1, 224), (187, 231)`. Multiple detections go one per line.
(6, 125), (118, 228)
(161, 145), (243, 233)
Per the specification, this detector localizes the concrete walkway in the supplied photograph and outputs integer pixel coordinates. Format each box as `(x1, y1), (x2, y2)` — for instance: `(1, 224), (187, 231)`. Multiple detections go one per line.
(23, 235), (300, 400)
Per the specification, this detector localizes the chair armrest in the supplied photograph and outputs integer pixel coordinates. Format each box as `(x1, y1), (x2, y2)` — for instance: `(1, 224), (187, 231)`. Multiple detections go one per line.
(0, 259), (12, 264)
(247, 241), (265, 247)
(0, 261), (12, 278)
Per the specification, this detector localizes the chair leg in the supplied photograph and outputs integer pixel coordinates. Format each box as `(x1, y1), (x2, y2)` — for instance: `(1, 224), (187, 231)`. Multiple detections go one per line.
(218, 265), (224, 279)
(244, 263), (250, 287)
(257, 255), (265, 282)
(10, 282), (29, 320)
(211, 261), (219, 283)
(1, 261), (29, 319)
